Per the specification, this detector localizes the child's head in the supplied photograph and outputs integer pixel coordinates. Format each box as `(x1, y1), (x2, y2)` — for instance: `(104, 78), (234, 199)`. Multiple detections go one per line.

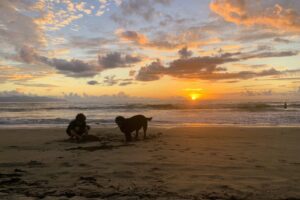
(76, 113), (86, 122)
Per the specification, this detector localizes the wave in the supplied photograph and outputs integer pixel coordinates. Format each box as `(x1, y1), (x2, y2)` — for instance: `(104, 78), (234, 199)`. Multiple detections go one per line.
(0, 102), (299, 112)
(0, 118), (115, 125)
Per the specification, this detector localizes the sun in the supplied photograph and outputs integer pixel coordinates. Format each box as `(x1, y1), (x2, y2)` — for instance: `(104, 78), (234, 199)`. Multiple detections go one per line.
(189, 93), (201, 101)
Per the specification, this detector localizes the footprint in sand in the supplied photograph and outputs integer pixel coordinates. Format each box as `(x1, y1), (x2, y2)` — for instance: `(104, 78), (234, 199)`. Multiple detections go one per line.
(278, 159), (287, 163)
(60, 162), (72, 167)
(0, 169), (27, 187)
(289, 162), (300, 166)
(152, 155), (167, 160)
(78, 163), (89, 167)
(255, 165), (265, 168)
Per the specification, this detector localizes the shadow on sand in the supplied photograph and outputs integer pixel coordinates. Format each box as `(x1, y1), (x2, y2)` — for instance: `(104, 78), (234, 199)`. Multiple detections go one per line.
(64, 132), (163, 152)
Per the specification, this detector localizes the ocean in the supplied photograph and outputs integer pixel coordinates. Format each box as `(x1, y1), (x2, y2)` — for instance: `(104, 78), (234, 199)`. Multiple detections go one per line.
(0, 101), (300, 128)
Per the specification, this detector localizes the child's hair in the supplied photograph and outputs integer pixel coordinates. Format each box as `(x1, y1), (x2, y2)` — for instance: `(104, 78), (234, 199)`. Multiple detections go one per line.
(76, 113), (86, 122)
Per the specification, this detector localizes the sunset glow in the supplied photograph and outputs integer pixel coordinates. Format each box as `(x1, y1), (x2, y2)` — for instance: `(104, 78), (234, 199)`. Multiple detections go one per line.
(190, 93), (201, 101)
(0, 0), (299, 101)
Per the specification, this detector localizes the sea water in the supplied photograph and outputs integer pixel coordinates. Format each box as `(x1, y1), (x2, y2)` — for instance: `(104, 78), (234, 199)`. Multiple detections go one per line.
(0, 101), (300, 127)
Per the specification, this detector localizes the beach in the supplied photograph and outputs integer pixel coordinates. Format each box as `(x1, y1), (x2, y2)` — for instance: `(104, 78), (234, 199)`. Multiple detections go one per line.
(0, 126), (299, 200)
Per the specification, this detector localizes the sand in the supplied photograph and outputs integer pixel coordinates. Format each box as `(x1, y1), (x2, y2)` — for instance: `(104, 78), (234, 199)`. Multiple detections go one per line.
(0, 126), (299, 200)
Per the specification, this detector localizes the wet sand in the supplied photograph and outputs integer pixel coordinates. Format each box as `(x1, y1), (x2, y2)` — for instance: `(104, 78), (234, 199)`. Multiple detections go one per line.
(0, 126), (299, 199)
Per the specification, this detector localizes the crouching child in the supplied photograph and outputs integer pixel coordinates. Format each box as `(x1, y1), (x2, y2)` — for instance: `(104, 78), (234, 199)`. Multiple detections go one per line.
(66, 113), (90, 142)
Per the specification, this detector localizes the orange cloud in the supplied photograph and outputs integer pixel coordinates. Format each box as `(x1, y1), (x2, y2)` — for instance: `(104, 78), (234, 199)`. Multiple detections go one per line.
(210, 0), (300, 33)
(116, 29), (148, 45)
(116, 29), (220, 50)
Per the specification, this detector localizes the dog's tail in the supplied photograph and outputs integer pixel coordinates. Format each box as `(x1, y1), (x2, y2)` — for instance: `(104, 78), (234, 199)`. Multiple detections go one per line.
(147, 117), (152, 121)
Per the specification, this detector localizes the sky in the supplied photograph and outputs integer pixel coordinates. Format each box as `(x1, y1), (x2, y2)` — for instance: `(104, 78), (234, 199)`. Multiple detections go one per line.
(0, 0), (300, 101)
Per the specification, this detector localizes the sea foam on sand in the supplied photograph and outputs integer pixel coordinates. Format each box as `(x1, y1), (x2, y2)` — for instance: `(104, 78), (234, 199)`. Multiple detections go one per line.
(0, 127), (299, 200)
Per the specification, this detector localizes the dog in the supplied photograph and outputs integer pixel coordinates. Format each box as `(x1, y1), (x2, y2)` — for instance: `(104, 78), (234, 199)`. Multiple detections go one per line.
(115, 115), (152, 142)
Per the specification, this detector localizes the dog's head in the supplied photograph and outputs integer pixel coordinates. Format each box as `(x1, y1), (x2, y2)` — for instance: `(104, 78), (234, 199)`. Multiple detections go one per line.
(115, 116), (125, 127)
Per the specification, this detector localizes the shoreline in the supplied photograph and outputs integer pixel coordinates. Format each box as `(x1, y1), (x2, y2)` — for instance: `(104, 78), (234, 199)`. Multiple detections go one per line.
(1, 123), (300, 130)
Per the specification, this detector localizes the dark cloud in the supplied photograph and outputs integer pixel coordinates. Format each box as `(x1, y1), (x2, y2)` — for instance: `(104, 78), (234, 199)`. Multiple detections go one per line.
(87, 80), (99, 85)
(235, 30), (284, 42)
(136, 49), (298, 81)
(103, 75), (119, 86)
(41, 57), (101, 77)
(104, 77), (134, 86)
(178, 47), (193, 59)
(98, 52), (142, 69)
(136, 61), (165, 81)
(119, 81), (133, 86)
(18, 46), (141, 78)
(114, 0), (173, 22)
(273, 37), (291, 43)
(242, 51), (298, 60)
(18, 46), (39, 63)
(118, 30), (145, 43)
(18, 46), (101, 77)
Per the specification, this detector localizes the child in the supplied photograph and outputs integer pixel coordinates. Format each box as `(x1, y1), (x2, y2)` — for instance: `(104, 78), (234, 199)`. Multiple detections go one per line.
(66, 113), (90, 141)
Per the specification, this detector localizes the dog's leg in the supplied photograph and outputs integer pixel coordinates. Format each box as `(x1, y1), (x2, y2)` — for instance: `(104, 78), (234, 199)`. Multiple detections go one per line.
(143, 123), (148, 139)
(125, 132), (132, 142)
(135, 129), (139, 140)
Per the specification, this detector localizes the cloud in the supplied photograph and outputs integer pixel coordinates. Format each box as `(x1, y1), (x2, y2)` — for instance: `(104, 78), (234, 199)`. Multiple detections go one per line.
(136, 48), (299, 81)
(87, 80), (99, 85)
(136, 60), (165, 81)
(103, 75), (119, 86)
(242, 89), (273, 97)
(116, 30), (148, 44)
(102, 76), (134, 86)
(234, 29), (284, 42)
(119, 81), (133, 86)
(33, 1), (102, 31)
(0, 64), (50, 83)
(98, 52), (142, 69)
(15, 83), (58, 88)
(112, 0), (173, 23)
(178, 47), (193, 59)
(116, 29), (220, 50)
(63, 91), (168, 103)
(18, 46), (100, 77)
(273, 37), (291, 43)
(129, 70), (136, 76)
(241, 51), (298, 60)
(18, 46), (142, 78)
(0, 0), (119, 51)
(210, 0), (300, 33)
(43, 58), (102, 77)
(136, 54), (234, 81)
(0, 90), (63, 102)
(137, 60), (281, 81)
(18, 46), (39, 63)
(87, 77), (134, 87)
(0, 1), (46, 48)
(68, 36), (115, 49)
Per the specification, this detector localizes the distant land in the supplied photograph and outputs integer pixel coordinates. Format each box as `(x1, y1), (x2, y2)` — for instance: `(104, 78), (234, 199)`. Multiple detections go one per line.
(0, 96), (65, 102)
